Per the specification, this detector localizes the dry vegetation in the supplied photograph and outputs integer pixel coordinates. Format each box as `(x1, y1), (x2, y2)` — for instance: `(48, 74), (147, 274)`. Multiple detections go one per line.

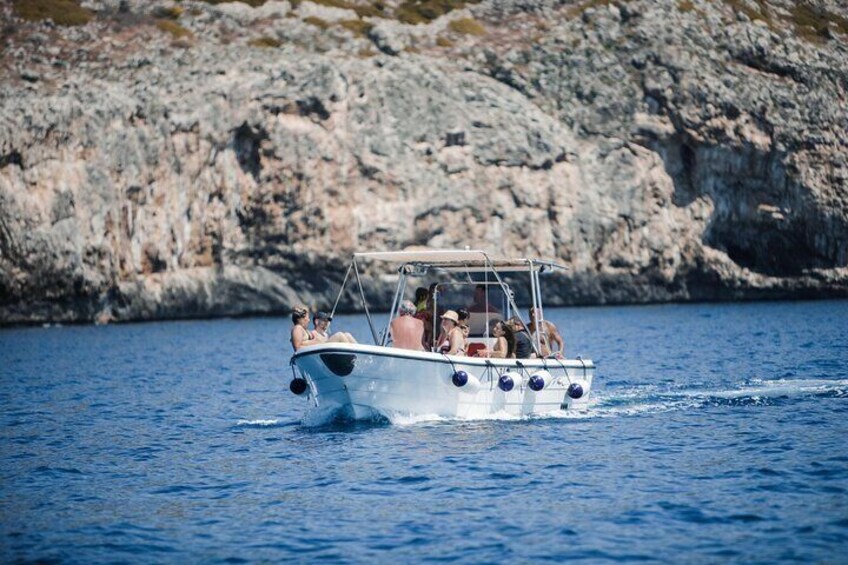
(448, 17), (486, 36)
(155, 6), (185, 19)
(248, 36), (283, 47)
(395, 0), (482, 25)
(197, 0), (270, 6)
(12, 0), (93, 26)
(790, 2), (848, 42)
(156, 19), (194, 39)
(304, 16), (331, 29)
(339, 19), (374, 37)
(308, 0), (387, 18)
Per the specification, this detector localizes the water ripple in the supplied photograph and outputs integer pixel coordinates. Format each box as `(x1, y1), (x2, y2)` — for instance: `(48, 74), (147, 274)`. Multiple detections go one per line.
(1, 301), (846, 562)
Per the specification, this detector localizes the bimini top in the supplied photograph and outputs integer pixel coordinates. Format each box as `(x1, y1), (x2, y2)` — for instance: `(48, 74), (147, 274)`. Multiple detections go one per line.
(353, 249), (566, 273)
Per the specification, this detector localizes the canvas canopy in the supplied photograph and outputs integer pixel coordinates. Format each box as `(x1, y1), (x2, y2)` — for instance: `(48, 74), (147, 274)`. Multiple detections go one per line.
(353, 249), (566, 273)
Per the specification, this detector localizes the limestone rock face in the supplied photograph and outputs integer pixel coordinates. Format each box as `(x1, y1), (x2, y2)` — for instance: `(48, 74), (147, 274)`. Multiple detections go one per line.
(1, 0), (846, 324)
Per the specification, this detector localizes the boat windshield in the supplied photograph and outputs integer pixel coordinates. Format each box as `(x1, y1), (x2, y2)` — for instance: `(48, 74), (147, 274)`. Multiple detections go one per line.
(425, 281), (509, 338)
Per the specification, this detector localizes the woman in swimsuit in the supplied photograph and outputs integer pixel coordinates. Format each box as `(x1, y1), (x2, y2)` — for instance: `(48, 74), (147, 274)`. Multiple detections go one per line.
(291, 305), (321, 351)
(291, 306), (356, 351)
(438, 310), (466, 356)
(476, 320), (515, 358)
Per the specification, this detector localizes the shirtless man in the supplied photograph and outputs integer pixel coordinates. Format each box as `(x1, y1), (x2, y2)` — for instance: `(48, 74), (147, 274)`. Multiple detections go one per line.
(390, 301), (424, 351)
(528, 307), (565, 358)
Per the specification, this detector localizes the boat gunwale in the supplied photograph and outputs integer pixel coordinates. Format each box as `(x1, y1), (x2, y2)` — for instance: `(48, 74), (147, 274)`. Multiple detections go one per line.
(291, 343), (594, 369)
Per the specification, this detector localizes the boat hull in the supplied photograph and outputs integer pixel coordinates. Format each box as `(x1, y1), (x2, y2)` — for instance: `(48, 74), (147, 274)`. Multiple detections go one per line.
(290, 343), (594, 421)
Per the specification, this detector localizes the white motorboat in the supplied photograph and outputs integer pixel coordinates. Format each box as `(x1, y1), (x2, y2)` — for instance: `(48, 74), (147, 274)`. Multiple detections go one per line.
(288, 250), (595, 421)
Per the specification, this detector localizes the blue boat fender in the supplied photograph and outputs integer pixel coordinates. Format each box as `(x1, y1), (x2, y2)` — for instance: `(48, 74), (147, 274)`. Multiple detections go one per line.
(567, 382), (584, 399)
(451, 370), (481, 392)
(451, 370), (468, 387)
(528, 370), (552, 392)
(498, 371), (521, 392)
(289, 377), (308, 395)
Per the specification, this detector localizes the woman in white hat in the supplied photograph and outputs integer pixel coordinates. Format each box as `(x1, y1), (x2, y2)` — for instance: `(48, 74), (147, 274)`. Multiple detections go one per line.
(437, 310), (467, 356)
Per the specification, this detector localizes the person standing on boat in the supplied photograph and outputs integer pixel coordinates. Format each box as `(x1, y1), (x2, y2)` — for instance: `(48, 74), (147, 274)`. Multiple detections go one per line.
(415, 283), (440, 350)
(528, 307), (564, 358)
(390, 301), (424, 351)
(438, 310), (466, 356)
(414, 287), (429, 313)
(507, 317), (535, 359)
(466, 284), (501, 314)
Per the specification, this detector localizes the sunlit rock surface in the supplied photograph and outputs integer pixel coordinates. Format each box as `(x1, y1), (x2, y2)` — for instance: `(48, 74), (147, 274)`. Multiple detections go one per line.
(1, 0), (846, 324)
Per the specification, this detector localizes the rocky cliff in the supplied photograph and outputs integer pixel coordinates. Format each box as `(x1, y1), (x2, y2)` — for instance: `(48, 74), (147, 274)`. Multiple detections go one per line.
(1, 0), (846, 324)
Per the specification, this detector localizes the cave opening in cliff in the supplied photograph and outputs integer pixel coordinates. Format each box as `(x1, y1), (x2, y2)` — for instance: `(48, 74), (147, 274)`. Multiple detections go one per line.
(707, 222), (832, 278)
(232, 123), (268, 182)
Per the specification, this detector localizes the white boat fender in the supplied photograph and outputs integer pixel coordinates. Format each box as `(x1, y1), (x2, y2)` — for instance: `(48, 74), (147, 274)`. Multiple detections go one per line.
(451, 370), (481, 392)
(290, 377), (308, 395)
(528, 370), (552, 392)
(567, 382), (585, 399)
(498, 371), (522, 392)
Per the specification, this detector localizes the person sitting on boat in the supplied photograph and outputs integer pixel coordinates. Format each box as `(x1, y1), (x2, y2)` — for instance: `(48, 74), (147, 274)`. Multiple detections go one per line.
(414, 287), (429, 313)
(528, 307), (565, 358)
(312, 311), (357, 346)
(291, 306), (355, 351)
(475, 320), (516, 358)
(435, 308), (470, 350)
(438, 310), (466, 356)
(390, 300), (424, 351)
(507, 317), (535, 359)
(291, 305), (322, 351)
(457, 308), (471, 339)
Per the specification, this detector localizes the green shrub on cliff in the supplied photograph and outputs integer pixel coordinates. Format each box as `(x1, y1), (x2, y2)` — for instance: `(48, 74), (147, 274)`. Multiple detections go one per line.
(12, 0), (93, 26)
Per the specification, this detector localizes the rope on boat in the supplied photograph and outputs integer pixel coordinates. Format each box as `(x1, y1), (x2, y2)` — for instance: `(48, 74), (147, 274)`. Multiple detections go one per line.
(577, 355), (587, 379)
(515, 360), (530, 390)
(484, 360), (497, 390)
(441, 352), (458, 374)
(551, 356), (573, 386)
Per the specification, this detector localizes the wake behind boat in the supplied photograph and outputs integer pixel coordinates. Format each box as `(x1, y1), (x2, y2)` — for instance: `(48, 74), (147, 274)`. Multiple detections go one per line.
(288, 249), (595, 421)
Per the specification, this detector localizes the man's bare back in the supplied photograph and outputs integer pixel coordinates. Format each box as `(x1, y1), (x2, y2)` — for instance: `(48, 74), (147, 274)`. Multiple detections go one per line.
(391, 314), (424, 351)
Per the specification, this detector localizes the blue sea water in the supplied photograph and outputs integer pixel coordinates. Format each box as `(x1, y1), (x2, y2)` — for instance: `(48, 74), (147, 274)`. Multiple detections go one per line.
(1, 300), (847, 563)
